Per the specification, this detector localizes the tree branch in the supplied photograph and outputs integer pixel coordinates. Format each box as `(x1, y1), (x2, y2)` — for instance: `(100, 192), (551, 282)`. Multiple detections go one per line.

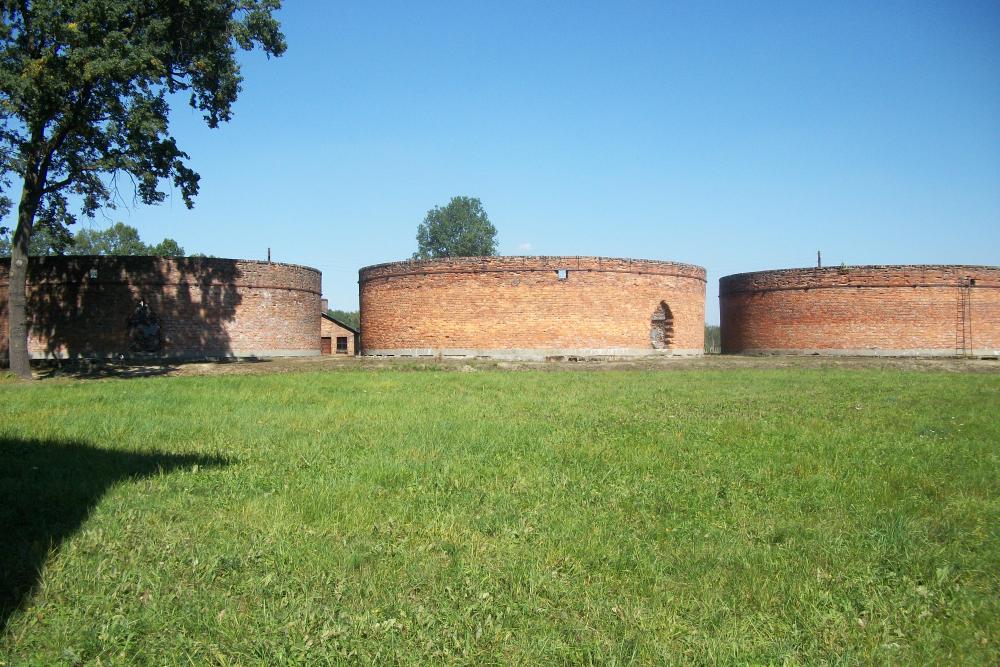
(33, 83), (96, 196)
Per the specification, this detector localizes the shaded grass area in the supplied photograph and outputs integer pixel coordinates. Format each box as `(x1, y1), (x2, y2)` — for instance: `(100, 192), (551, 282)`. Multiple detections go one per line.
(0, 438), (227, 627)
(1, 369), (998, 664)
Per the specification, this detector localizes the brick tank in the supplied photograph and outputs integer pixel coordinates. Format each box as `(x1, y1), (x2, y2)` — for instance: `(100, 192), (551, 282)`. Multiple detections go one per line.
(719, 265), (1000, 356)
(359, 256), (706, 359)
(0, 256), (321, 362)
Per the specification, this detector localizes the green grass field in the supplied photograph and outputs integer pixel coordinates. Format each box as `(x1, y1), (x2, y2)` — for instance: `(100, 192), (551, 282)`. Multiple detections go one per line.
(2, 366), (998, 664)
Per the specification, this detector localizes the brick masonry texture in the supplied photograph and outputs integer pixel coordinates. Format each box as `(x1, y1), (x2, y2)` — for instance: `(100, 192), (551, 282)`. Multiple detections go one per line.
(321, 315), (357, 355)
(360, 256), (706, 357)
(0, 256), (321, 361)
(719, 265), (1000, 355)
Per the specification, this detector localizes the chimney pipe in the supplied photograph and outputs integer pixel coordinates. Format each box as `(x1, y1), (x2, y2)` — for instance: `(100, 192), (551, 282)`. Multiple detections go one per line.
(321, 298), (329, 313)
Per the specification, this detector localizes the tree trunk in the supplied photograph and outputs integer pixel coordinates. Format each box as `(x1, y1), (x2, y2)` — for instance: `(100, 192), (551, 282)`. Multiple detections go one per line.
(8, 191), (39, 379)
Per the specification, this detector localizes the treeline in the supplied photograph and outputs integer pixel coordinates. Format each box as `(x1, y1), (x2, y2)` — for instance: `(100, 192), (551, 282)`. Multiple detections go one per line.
(0, 222), (195, 257)
(327, 310), (360, 331)
(705, 325), (721, 354)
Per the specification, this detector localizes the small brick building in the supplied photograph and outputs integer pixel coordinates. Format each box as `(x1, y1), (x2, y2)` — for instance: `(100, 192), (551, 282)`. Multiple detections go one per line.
(359, 255), (707, 359)
(321, 313), (359, 355)
(1, 256), (322, 362)
(719, 265), (1000, 356)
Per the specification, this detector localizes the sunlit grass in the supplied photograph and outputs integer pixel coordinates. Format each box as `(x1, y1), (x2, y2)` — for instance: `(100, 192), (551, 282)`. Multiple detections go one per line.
(2, 368), (998, 664)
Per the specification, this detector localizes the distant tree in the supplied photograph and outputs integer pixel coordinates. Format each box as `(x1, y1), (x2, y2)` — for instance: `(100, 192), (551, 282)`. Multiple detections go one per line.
(704, 325), (721, 354)
(0, 220), (72, 256)
(413, 196), (497, 259)
(71, 222), (147, 256)
(2, 221), (187, 257)
(0, 1), (285, 378)
(327, 309), (360, 331)
(147, 238), (185, 257)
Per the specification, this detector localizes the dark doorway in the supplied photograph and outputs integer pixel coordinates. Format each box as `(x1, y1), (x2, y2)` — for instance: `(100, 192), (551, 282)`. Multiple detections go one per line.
(650, 301), (674, 349)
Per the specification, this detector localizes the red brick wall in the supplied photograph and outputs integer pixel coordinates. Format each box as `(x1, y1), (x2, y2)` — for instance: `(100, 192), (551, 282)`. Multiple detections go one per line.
(321, 315), (356, 355)
(360, 256), (706, 357)
(720, 265), (1000, 355)
(0, 256), (321, 362)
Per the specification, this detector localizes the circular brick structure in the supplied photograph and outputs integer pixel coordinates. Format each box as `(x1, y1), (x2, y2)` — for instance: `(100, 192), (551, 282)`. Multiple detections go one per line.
(360, 256), (706, 359)
(0, 256), (321, 362)
(720, 265), (1000, 356)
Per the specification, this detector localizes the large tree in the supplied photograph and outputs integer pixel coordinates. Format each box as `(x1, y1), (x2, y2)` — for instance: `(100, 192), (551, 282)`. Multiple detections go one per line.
(413, 196), (497, 260)
(0, 1), (284, 378)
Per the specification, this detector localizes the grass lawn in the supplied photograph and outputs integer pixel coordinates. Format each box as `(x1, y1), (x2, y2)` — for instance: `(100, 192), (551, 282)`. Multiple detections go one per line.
(1, 366), (998, 664)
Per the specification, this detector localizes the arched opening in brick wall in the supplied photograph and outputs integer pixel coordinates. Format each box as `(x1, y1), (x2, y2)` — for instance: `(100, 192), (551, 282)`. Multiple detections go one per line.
(650, 301), (674, 349)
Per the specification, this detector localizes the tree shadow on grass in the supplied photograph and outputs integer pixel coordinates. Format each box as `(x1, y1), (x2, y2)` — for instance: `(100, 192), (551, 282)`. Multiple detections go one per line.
(0, 437), (227, 630)
(33, 361), (180, 380)
(30, 357), (274, 380)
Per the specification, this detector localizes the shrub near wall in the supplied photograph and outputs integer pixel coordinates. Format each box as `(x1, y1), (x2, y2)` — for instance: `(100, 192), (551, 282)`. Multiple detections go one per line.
(360, 256), (707, 359)
(0, 256), (321, 362)
(720, 265), (1000, 356)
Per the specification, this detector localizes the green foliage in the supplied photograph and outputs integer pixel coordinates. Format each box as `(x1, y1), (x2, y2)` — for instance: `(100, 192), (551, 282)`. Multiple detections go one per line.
(71, 221), (184, 256)
(0, 219), (72, 255)
(414, 196), (497, 259)
(327, 309), (360, 331)
(0, 0), (285, 245)
(72, 221), (148, 255)
(1, 368), (998, 663)
(0, 221), (186, 256)
(146, 237), (185, 257)
(704, 324), (721, 353)
(1, 0), (284, 374)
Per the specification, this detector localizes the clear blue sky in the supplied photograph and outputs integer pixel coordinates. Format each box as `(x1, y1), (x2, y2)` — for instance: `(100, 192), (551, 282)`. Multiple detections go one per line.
(87, 1), (999, 323)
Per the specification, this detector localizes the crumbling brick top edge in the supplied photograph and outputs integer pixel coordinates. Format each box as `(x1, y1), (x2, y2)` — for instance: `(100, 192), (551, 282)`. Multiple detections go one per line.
(719, 264), (1000, 294)
(359, 255), (707, 278)
(720, 264), (1000, 281)
(0, 255), (322, 276)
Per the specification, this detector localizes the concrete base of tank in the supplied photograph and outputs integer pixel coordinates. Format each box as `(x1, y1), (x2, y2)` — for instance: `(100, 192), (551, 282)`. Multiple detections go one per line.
(24, 348), (321, 361)
(362, 347), (703, 361)
(723, 348), (1000, 358)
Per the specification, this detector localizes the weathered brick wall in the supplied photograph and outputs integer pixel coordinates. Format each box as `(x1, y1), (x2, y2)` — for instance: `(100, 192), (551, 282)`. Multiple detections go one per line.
(0, 256), (321, 362)
(360, 256), (706, 358)
(720, 265), (1000, 355)
(321, 315), (357, 355)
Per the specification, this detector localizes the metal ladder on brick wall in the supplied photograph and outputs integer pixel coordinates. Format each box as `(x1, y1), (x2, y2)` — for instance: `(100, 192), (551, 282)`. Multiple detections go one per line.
(956, 277), (972, 358)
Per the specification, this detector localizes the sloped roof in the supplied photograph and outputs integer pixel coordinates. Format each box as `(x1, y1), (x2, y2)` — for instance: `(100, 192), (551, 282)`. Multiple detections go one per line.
(321, 312), (359, 335)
